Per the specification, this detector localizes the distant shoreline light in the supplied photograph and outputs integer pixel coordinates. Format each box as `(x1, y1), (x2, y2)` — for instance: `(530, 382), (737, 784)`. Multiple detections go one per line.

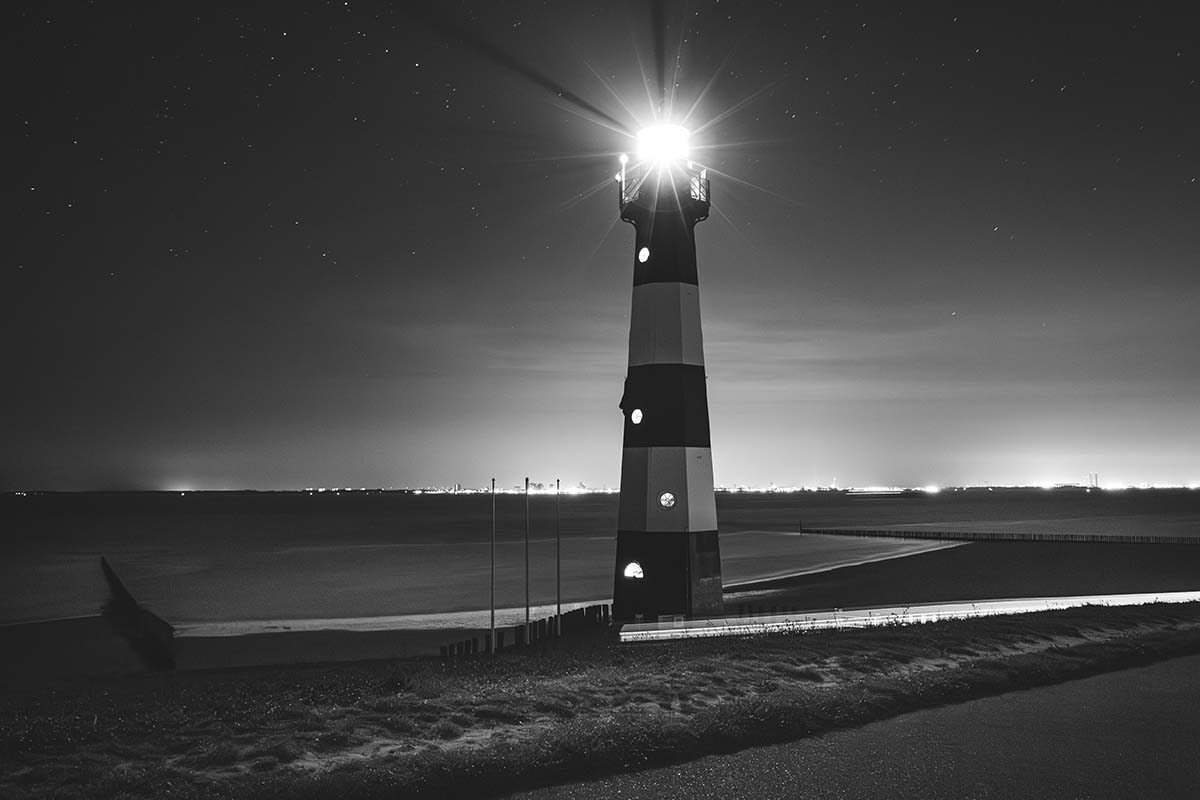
(10, 482), (1200, 497)
(282, 483), (1198, 496)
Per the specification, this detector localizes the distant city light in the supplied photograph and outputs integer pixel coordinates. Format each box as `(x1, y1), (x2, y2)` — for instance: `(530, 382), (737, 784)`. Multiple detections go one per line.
(165, 481), (1199, 498)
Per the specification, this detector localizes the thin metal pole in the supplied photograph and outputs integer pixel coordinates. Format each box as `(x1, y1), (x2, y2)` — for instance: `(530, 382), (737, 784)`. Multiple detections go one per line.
(490, 477), (496, 656)
(524, 476), (530, 640)
(555, 478), (561, 636)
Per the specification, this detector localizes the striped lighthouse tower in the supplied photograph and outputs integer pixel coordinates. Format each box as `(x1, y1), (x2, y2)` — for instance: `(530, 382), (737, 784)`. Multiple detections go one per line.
(612, 125), (723, 622)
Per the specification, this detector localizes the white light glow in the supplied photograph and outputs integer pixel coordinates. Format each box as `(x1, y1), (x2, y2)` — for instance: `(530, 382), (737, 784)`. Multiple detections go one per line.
(619, 153), (629, 165)
(638, 246), (650, 263)
(623, 561), (644, 579)
(659, 491), (676, 509)
(636, 124), (690, 165)
(631, 408), (643, 424)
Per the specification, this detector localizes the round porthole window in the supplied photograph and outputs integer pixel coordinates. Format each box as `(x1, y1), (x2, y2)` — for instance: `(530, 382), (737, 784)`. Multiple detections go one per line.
(638, 246), (650, 263)
(623, 561), (644, 579)
(659, 492), (676, 509)
(631, 408), (643, 424)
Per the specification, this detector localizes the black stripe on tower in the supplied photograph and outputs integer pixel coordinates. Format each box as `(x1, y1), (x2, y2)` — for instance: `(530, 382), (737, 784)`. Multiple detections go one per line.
(631, 211), (700, 287)
(619, 364), (710, 448)
(612, 530), (724, 620)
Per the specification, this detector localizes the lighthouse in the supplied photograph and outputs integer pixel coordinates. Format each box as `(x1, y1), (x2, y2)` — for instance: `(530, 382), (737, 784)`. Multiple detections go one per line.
(612, 125), (724, 622)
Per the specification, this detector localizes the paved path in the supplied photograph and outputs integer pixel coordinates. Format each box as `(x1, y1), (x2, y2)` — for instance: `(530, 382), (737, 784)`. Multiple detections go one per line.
(619, 589), (1200, 642)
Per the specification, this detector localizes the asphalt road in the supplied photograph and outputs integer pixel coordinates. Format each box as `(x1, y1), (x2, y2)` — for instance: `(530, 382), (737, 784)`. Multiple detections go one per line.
(506, 653), (1200, 799)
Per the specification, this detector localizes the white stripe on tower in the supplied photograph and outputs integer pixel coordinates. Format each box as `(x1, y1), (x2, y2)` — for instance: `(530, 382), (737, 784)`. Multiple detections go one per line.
(618, 446), (717, 532)
(627, 283), (705, 367)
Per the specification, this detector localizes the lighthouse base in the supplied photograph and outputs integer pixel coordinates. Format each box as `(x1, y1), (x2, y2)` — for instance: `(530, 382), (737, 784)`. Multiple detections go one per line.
(613, 531), (723, 622)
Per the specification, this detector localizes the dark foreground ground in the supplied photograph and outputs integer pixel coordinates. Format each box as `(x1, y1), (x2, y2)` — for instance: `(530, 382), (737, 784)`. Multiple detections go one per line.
(510, 653), (1200, 800)
(4, 602), (1200, 799)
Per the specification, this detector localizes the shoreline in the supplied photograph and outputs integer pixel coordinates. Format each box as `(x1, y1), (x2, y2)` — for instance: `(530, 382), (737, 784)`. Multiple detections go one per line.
(7, 537), (1199, 682)
(0, 531), (950, 629)
(0, 540), (959, 682)
(179, 537), (960, 636)
(722, 538), (962, 591)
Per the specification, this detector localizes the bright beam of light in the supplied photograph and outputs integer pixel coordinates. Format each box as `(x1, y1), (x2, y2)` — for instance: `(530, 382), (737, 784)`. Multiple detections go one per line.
(585, 61), (649, 131)
(688, 137), (797, 152)
(666, 164), (695, 231)
(691, 81), (779, 137)
(636, 124), (690, 164)
(546, 96), (633, 138)
(422, 5), (792, 217)
(517, 150), (632, 165)
(624, 169), (655, 204)
(679, 49), (737, 129)
(707, 201), (754, 248)
(630, 35), (662, 122)
(583, 212), (625, 267)
(561, 174), (626, 211)
(666, 14), (687, 118)
(690, 160), (803, 207)
(408, 7), (629, 131)
(651, 0), (667, 110)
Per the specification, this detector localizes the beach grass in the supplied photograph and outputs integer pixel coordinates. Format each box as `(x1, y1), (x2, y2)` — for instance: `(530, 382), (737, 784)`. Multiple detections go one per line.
(4, 601), (1200, 798)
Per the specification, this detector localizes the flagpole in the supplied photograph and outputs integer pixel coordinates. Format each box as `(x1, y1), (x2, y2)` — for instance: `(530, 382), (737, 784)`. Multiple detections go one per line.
(490, 477), (496, 655)
(524, 476), (530, 642)
(555, 478), (561, 637)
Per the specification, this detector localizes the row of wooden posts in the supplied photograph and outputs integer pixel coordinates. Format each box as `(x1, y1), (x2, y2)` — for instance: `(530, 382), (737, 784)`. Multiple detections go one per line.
(441, 603), (610, 661)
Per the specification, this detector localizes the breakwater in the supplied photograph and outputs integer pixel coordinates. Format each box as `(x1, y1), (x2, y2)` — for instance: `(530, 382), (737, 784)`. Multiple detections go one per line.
(809, 528), (1200, 544)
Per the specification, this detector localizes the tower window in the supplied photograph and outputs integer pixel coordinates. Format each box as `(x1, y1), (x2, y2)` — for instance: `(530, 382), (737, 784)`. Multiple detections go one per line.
(631, 408), (643, 424)
(623, 561), (644, 579)
(638, 246), (650, 263)
(659, 492), (676, 509)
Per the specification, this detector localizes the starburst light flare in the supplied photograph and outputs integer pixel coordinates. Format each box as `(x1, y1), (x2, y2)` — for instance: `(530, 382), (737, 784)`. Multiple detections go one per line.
(635, 124), (690, 166)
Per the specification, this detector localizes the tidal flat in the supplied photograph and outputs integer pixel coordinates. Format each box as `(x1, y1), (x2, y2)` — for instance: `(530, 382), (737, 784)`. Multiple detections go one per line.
(4, 602), (1200, 799)
(6, 488), (1199, 625)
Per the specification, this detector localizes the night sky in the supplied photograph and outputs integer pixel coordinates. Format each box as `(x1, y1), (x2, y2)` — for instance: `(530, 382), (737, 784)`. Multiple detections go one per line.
(4, 1), (1198, 491)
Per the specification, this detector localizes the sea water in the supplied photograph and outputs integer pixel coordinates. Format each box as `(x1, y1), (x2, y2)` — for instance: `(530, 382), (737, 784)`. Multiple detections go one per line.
(3, 489), (1197, 626)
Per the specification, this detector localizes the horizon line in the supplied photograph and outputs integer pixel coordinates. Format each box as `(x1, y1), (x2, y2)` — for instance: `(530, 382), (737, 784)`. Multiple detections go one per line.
(5, 483), (1199, 496)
